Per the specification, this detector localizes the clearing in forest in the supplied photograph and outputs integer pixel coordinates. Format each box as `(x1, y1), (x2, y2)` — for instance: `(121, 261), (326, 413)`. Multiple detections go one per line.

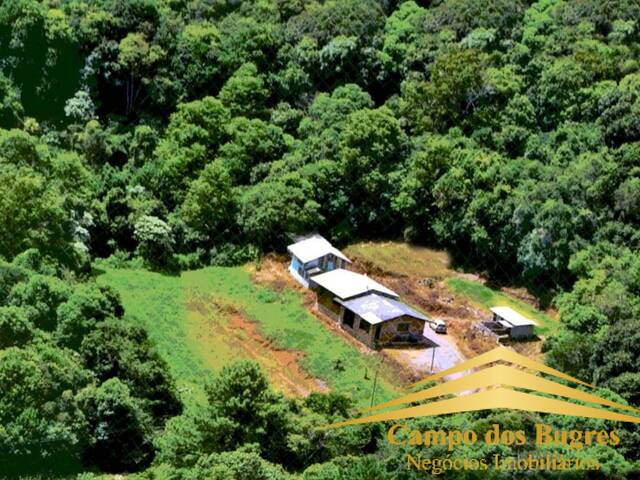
(97, 266), (400, 407)
(344, 241), (559, 344)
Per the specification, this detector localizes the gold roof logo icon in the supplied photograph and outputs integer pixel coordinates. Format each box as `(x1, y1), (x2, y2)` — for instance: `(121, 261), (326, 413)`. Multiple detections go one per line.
(326, 347), (640, 429)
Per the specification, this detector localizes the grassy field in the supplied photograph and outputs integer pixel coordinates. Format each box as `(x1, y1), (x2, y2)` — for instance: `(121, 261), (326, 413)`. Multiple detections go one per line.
(446, 278), (558, 336)
(345, 241), (453, 278)
(97, 266), (399, 408)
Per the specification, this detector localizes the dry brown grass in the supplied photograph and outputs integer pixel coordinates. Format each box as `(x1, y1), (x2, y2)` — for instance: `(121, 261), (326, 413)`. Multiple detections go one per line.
(446, 319), (498, 359)
(345, 241), (453, 279)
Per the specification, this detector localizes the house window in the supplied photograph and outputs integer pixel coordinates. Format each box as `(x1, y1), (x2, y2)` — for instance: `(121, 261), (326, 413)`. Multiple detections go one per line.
(398, 323), (410, 332)
(360, 319), (371, 333)
(342, 309), (355, 328)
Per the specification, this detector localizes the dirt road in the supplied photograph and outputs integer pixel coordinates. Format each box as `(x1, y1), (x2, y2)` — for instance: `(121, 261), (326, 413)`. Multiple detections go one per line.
(419, 324), (466, 379)
(383, 324), (466, 382)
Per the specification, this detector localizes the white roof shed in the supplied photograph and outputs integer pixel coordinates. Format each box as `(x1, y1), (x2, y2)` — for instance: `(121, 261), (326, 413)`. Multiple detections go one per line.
(287, 235), (351, 264)
(490, 306), (537, 327)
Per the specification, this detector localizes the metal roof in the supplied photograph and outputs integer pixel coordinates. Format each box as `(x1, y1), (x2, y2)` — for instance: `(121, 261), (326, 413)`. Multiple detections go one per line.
(311, 269), (398, 300)
(338, 293), (429, 325)
(287, 234), (351, 264)
(490, 306), (537, 327)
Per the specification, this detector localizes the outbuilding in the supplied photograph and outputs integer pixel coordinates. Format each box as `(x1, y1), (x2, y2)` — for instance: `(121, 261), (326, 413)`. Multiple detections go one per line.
(287, 234), (351, 287)
(490, 306), (536, 339)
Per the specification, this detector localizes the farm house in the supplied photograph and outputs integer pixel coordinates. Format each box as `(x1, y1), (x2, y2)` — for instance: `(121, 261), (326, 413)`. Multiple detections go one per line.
(336, 293), (430, 348)
(490, 306), (537, 339)
(311, 268), (398, 320)
(310, 269), (429, 348)
(287, 234), (351, 287)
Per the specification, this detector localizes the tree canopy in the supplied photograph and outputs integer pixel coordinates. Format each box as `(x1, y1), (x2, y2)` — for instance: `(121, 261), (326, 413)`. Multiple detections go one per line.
(0, 0), (639, 477)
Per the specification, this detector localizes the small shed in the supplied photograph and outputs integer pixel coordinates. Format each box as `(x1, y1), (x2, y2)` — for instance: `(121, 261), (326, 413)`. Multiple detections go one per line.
(490, 306), (536, 339)
(287, 234), (351, 287)
(336, 293), (430, 348)
(310, 269), (398, 321)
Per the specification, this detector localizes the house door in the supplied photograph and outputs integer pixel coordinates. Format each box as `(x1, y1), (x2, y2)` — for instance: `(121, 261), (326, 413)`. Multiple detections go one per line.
(342, 309), (355, 328)
(374, 325), (381, 341)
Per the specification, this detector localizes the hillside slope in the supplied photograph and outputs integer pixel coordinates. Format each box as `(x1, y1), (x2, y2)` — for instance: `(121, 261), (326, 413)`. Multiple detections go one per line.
(98, 266), (400, 407)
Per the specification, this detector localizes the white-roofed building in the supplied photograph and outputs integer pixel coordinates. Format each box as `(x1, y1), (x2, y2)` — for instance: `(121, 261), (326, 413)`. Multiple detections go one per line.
(287, 234), (351, 287)
(311, 268), (398, 300)
(310, 268), (398, 321)
(490, 306), (537, 339)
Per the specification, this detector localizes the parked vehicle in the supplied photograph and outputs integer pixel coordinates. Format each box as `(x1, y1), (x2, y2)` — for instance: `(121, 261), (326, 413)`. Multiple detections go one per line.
(430, 319), (447, 334)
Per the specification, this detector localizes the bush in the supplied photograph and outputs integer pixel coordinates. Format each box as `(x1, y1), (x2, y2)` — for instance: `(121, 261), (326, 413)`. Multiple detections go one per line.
(0, 344), (91, 474)
(78, 378), (155, 472)
(12, 248), (59, 276)
(55, 284), (123, 349)
(186, 451), (293, 480)
(134, 216), (176, 271)
(80, 319), (182, 422)
(8, 274), (72, 331)
(0, 260), (27, 305)
(209, 243), (260, 267)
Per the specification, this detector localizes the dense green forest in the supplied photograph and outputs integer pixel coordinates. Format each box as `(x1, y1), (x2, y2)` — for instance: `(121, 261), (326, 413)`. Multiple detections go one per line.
(1, 0), (640, 477)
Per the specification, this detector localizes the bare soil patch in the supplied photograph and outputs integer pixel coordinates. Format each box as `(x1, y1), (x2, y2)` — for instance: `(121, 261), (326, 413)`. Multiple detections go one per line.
(186, 292), (327, 396)
(252, 253), (298, 292)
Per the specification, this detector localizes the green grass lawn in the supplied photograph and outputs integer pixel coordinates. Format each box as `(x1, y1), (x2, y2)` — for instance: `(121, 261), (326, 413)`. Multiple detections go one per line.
(446, 278), (558, 336)
(97, 266), (399, 408)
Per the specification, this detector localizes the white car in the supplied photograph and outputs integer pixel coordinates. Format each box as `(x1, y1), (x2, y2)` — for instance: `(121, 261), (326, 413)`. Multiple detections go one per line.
(430, 319), (447, 334)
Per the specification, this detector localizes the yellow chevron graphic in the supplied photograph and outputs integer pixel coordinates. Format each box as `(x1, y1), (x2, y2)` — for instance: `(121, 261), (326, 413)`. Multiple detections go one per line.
(411, 346), (591, 387)
(324, 347), (640, 429)
(362, 364), (640, 414)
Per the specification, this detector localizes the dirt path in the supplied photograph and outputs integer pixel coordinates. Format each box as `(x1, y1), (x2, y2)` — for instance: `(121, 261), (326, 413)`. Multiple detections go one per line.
(225, 308), (328, 396)
(186, 292), (327, 397)
(383, 324), (469, 381)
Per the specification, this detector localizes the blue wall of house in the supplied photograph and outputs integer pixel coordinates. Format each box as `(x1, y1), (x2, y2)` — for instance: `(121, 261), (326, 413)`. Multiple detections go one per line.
(291, 256), (301, 270)
(290, 254), (342, 281)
